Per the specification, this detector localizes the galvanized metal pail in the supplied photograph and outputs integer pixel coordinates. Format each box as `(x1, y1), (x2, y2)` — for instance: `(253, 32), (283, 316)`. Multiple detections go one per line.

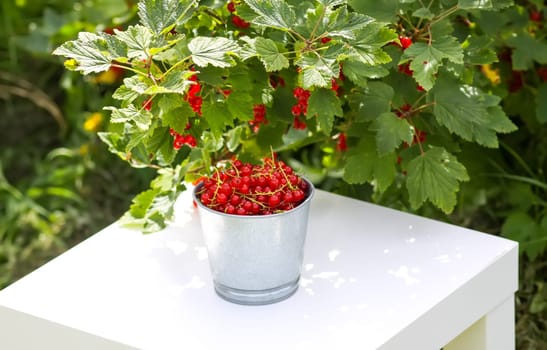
(193, 178), (314, 305)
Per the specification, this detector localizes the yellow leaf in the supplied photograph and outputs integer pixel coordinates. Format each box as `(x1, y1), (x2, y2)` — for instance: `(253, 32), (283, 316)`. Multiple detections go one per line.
(83, 112), (103, 132)
(481, 64), (500, 85)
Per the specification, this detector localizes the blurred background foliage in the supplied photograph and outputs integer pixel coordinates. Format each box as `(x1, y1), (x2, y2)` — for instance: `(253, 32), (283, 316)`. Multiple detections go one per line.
(0, 0), (545, 348)
(0, 0), (153, 287)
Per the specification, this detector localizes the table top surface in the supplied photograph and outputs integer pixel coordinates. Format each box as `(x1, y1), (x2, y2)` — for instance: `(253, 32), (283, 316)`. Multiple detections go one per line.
(0, 189), (518, 350)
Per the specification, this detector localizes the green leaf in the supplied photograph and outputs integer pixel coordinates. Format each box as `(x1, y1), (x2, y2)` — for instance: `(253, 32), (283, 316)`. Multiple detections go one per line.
(161, 106), (191, 134)
(105, 104), (152, 130)
(151, 167), (178, 192)
(464, 35), (498, 65)
(188, 37), (239, 68)
(146, 127), (171, 155)
(138, 0), (198, 34)
(103, 34), (129, 59)
(506, 32), (547, 71)
(244, 0), (296, 30)
(123, 191), (176, 233)
(97, 132), (129, 159)
(128, 188), (159, 219)
(484, 105), (518, 134)
(125, 126), (152, 152)
(501, 212), (544, 261)
(123, 166), (186, 232)
(372, 112), (414, 156)
(123, 75), (150, 94)
(202, 101), (233, 137)
(407, 146), (469, 213)
(348, 24), (397, 65)
(201, 131), (225, 153)
(297, 46), (340, 89)
(347, 0), (398, 22)
(342, 59), (389, 86)
(430, 77), (516, 147)
(145, 70), (195, 94)
(158, 93), (185, 113)
(307, 88), (343, 134)
(197, 66), (226, 86)
(226, 65), (256, 92)
(254, 37), (289, 72)
(325, 7), (375, 40)
(536, 83), (547, 124)
(355, 81), (394, 122)
(343, 136), (396, 192)
(458, 0), (513, 10)
(227, 91), (253, 121)
(114, 25), (154, 59)
(226, 126), (244, 152)
(112, 84), (140, 102)
(402, 36), (463, 91)
(412, 8), (434, 19)
(158, 136), (177, 164)
(52, 32), (113, 74)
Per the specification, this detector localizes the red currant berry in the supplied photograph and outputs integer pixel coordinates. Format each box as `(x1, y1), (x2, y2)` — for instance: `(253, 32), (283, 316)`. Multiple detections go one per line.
(200, 192), (211, 205)
(217, 193), (228, 204)
(292, 189), (304, 202)
(268, 177), (280, 190)
(251, 202), (261, 214)
(399, 36), (413, 50)
(240, 183), (250, 195)
(291, 104), (302, 117)
(398, 62), (413, 76)
(230, 194), (241, 206)
(283, 191), (294, 203)
(233, 159), (243, 169)
(225, 205), (236, 214)
(336, 133), (348, 152)
(232, 15), (250, 29)
(530, 10), (542, 22)
(241, 165), (252, 176)
(269, 194), (281, 207)
(220, 183), (232, 195)
(243, 200), (252, 212)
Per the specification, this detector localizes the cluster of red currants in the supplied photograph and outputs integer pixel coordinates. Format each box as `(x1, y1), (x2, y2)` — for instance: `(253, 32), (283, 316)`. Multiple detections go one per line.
(227, 1), (250, 29)
(291, 87), (310, 130)
(170, 128), (197, 149)
(196, 158), (309, 215)
(249, 104), (268, 132)
(185, 74), (203, 115)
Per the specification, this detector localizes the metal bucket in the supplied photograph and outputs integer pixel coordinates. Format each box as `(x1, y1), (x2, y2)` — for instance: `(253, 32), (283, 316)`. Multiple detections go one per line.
(193, 178), (314, 305)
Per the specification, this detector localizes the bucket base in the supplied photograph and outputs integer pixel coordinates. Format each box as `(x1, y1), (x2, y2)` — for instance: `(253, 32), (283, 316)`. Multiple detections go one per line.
(214, 277), (300, 305)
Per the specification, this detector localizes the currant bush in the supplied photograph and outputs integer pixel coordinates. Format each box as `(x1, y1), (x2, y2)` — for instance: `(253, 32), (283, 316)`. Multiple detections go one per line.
(52, 0), (520, 232)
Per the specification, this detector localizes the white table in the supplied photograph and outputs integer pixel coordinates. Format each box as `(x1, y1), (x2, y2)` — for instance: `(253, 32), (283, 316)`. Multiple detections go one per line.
(0, 189), (518, 350)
